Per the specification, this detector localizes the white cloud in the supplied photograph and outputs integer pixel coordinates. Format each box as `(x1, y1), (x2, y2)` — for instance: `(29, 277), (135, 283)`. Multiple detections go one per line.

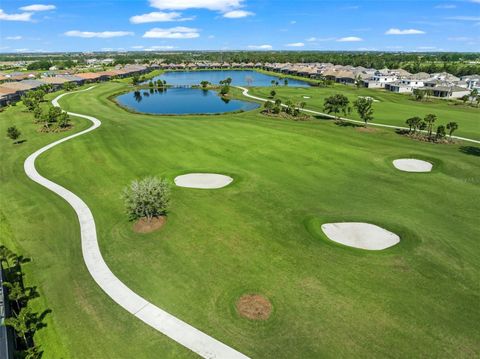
(131, 45), (144, 49)
(0, 9), (33, 21)
(337, 36), (363, 42)
(130, 11), (193, 24)
(65, 30), (134, 38)
(290, 20), (296, 24)
(306, 37), (317, 42)
(434, 4), (456, 8)
(223, 10), (254, 18)
(19, 4), (56, 11)
(143, 26), (199, 38)
(417, 46), (437, 50)
(286, 42), (304, 47)
(14, 48), (29, 52)
(6, 36), (22, 40)
(447, 36), (471, 41)
(144, 45), (176, 51)
(149, 0), (242, 12)
(101, 48), (113, 51)
(247, 44), (272, 50)
(385, 28), (425, 35)
(446, 16), (480, 20)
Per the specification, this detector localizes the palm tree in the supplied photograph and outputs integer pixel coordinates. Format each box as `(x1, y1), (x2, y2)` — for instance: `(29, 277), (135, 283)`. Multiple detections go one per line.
(3, 281), (27, 314)
(405, 116), (422, 133)
(4, 306), (37, 348)
(470, 89), (478, 105)
(0, 245), (13, 268)
(446, 122), (458, 137)
(424, 113), (437, 139)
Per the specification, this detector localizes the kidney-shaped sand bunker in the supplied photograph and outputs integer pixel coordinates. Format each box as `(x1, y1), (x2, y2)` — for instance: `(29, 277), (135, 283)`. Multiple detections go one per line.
(393, 159), (432, 172)
(321, 222), (400, 250)
(174, 173), (233, 189)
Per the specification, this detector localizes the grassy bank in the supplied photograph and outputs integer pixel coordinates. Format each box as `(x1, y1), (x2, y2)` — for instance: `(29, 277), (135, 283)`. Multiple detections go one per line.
(1, 81), (479, 358)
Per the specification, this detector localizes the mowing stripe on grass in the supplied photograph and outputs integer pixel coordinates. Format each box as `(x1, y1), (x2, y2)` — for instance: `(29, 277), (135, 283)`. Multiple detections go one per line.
(236, 86), (480, 144)
(24, 87), (250, 359)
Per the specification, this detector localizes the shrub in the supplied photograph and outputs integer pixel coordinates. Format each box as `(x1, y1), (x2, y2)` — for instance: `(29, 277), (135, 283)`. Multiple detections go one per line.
(7, 126), (21, 142)
(123, 177), (171, 221)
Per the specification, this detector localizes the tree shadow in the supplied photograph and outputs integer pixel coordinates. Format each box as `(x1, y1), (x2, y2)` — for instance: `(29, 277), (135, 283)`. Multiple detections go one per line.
(335, 121), (362, 128)
(313, 114), (333, 120)
(14, 139), (27, 145)
(459, 146), (480, 157)
(395, 129), (410, 135)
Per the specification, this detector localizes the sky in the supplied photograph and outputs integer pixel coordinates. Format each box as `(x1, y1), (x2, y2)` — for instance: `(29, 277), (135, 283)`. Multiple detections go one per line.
(0, 0), (479, 53)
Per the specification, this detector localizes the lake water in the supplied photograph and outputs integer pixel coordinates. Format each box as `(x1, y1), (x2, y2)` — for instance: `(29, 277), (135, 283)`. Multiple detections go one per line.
(116, 87), (260, 115)
(149, 70), (310, 87)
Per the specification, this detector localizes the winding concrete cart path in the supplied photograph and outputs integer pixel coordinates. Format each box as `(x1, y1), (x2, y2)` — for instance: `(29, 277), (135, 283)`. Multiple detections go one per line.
(236, 86), (480, 144)
(24, 87), (249, 359)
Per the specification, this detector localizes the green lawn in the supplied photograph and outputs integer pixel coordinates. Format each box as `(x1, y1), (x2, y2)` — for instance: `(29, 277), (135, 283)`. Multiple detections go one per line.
(1, 82), (479, 358)
(248, 85), (480, 140)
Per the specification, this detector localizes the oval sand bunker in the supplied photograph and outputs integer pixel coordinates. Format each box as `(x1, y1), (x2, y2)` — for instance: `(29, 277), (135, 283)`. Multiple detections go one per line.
(321, 222), (400, 250)
(393, 159), (432, 172)
(174, 173), (233, 189)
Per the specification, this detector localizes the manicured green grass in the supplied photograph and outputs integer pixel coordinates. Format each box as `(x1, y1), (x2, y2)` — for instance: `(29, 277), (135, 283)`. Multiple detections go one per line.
(248, 85), (480, 139)
(1, 82), (479, 358)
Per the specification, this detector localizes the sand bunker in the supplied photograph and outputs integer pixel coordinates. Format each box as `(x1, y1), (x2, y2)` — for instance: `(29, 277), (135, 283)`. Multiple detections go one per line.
(174, 173), (233, 189)
(321, 222), (400, 250)
(393, 159), (432, 172)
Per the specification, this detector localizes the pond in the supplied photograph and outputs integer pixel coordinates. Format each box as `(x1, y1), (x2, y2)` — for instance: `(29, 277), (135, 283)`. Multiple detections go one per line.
(149, 70), (310, 87)
(115, 87), (260, 115)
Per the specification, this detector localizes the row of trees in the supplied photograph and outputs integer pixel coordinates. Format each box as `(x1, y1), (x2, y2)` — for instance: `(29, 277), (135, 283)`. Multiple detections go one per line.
(405, 114), (458, 142)
(148, 79), (167, 88)
(263, 98), (308, 119)
(323, 94), (375, 126)
(21, 89), (71, 132)
(1, 246), (48, 359)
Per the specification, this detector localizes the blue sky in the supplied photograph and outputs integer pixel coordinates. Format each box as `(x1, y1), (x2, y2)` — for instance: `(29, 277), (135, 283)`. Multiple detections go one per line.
(0, 0), (479, 53)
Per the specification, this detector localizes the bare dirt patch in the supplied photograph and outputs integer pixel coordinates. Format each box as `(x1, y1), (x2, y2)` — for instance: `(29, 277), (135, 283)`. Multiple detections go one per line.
(236, 294), (272, 320)
(133, 216), (166, 233)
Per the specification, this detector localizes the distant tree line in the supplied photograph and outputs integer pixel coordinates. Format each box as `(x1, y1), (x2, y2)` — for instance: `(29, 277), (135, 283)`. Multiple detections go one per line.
(3, 51), (480, 76)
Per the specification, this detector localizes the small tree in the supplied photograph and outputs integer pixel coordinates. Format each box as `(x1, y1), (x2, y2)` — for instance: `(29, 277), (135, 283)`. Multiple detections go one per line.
(353, 97), (374, 126)
(435, 125), (446, 140)
(123, 177), (171, 222)
(58, 112), (71, 128)
(21, 94), (38, 112)
(323, 94), (350, 120)
(446, 122), (458, 137)
(33, 105), (43, 121)
(460, 94), (469, 105)
(354, 74), (362, 89)
(219, 85), (230, 96)
(200, 80), (210, 88)
(264, 101), (274, 114)
(4, 306), (37, 348)
(284, 78), (288, 86)
(7, 126), (21, 143)
(63, 82), (77, 91)
(424, 113), (437, 139)
(412, 88), (425, 101)
(470, 89), (478, 105)
(405, 116), (422, 133)
(131, 75), (140, 86)
(270, 90), (276, 98)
